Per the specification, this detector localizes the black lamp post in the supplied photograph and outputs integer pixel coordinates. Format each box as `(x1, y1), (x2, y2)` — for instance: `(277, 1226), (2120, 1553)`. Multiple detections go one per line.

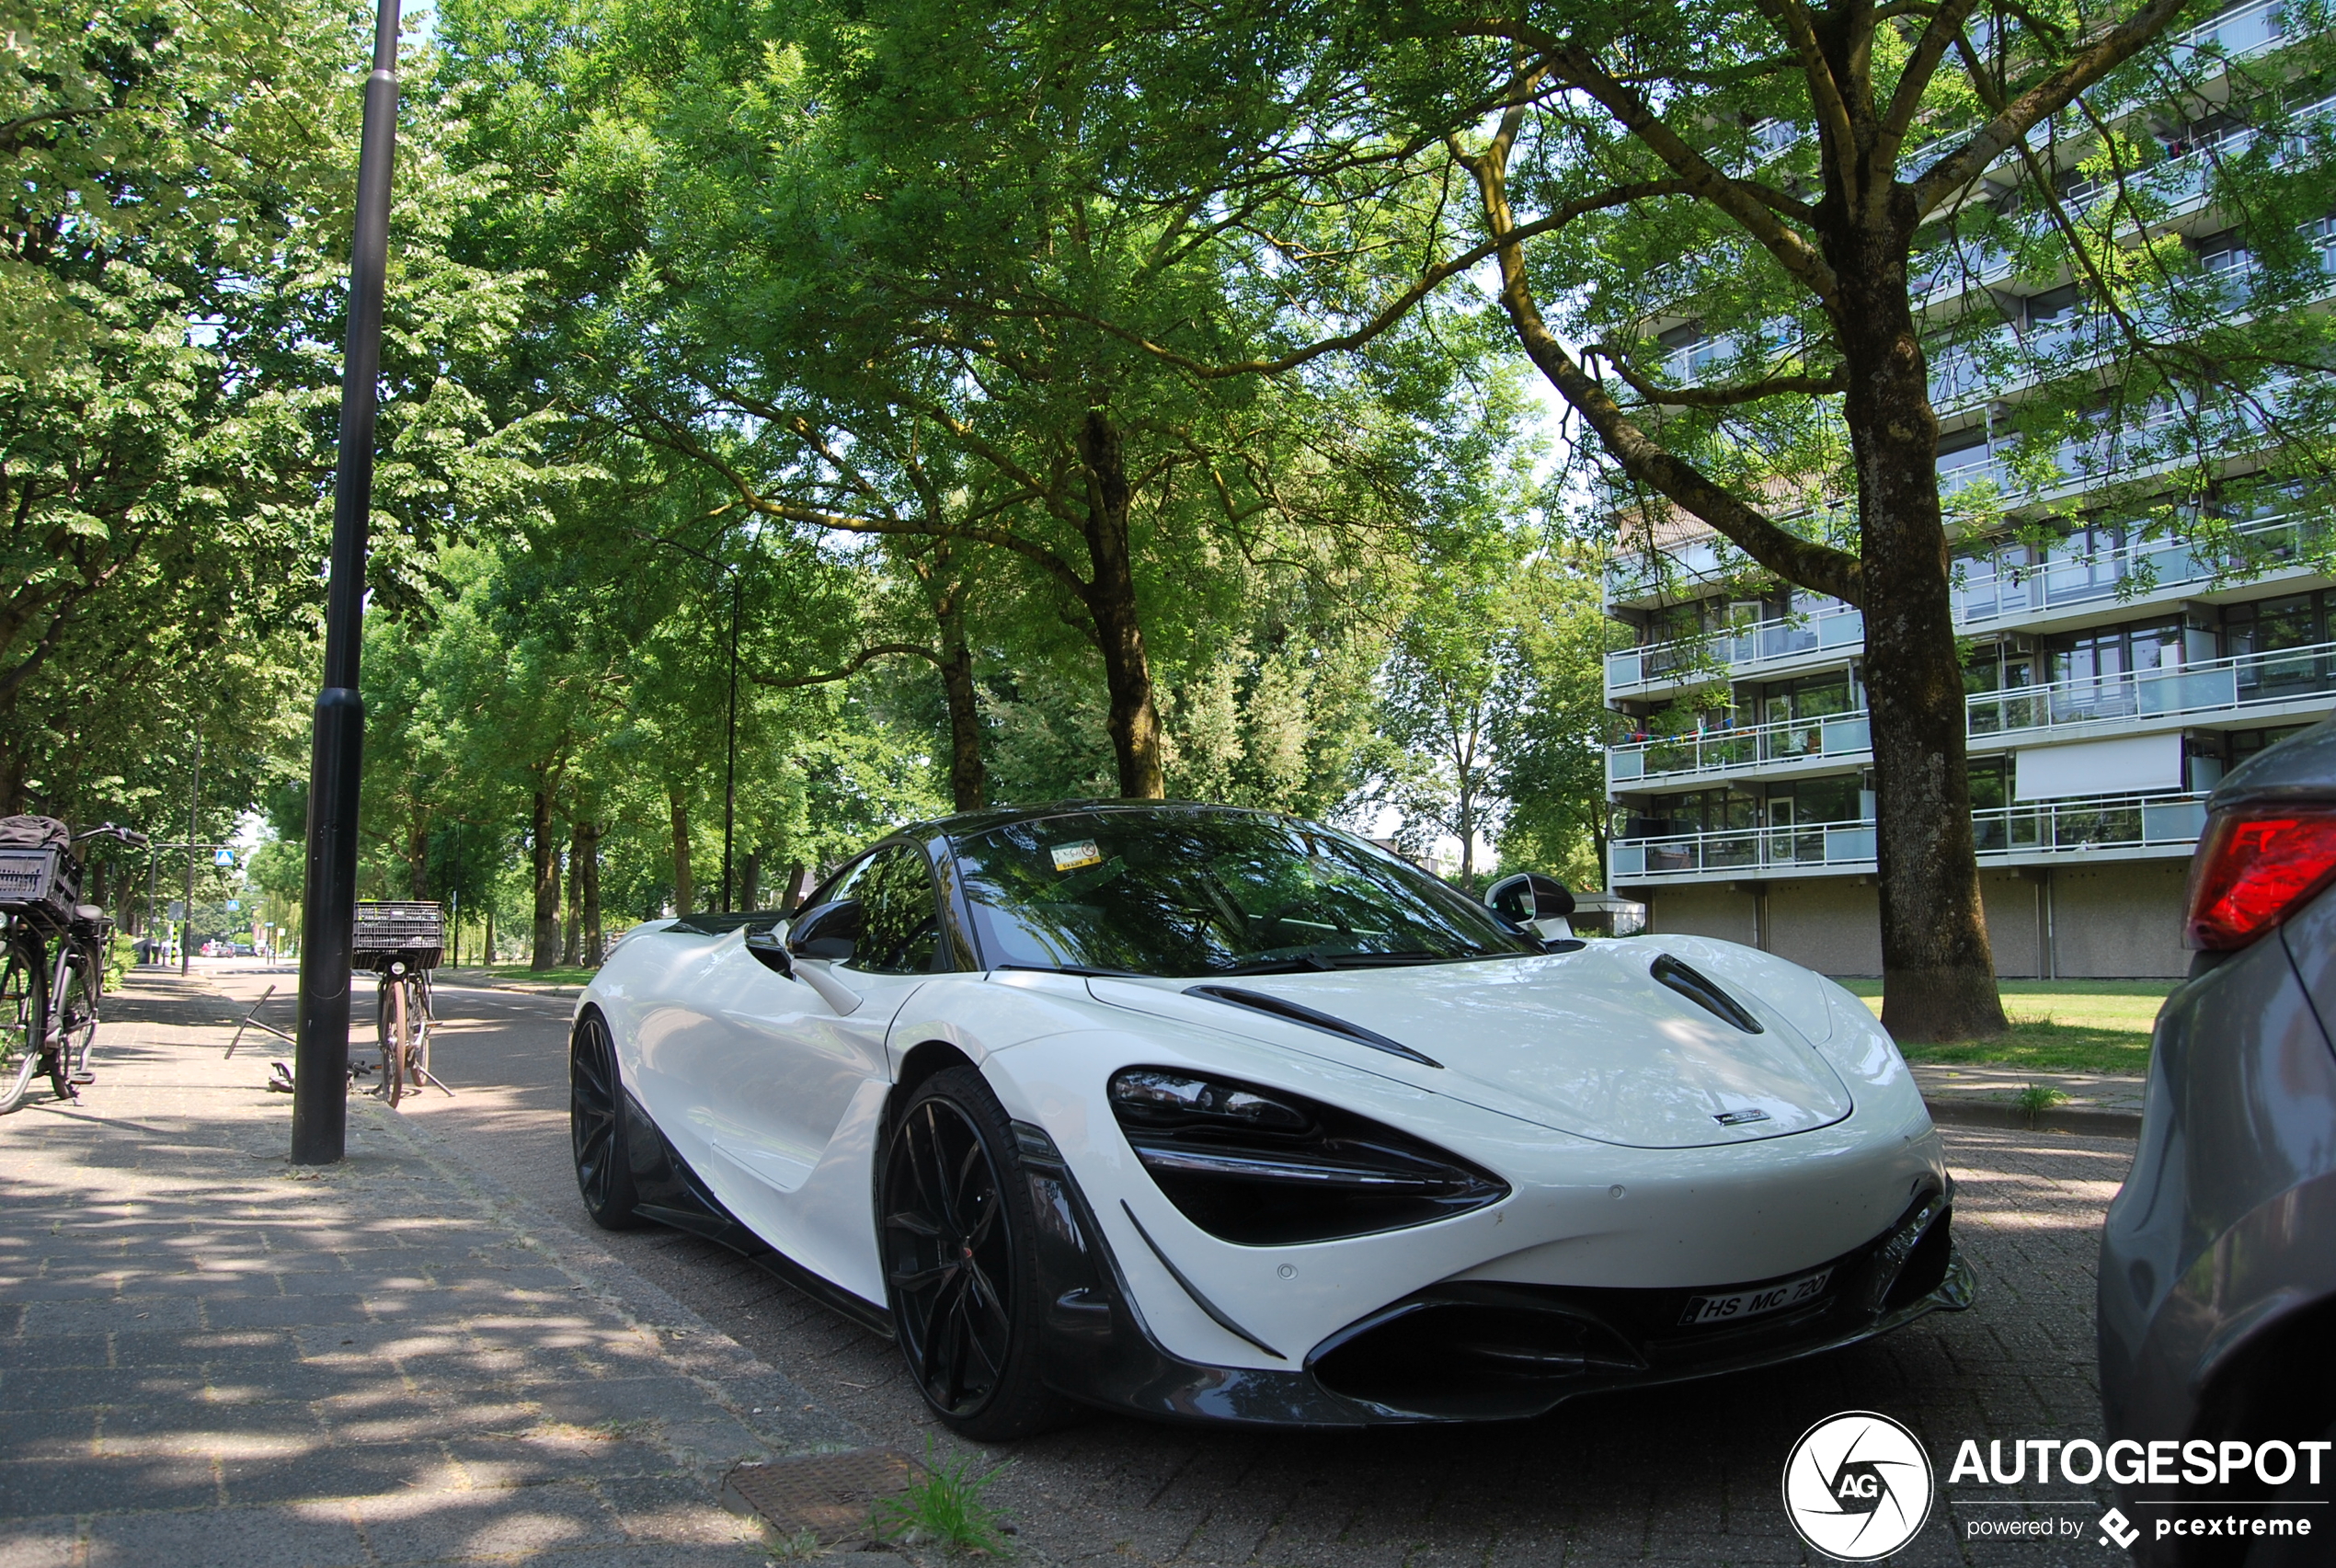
(292, 0), (402, 1165)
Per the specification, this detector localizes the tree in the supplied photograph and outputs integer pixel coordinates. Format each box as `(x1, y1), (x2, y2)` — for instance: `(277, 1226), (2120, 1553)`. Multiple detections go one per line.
(435, 0), (1516, 802)
(1039, 0), (2326, 1037)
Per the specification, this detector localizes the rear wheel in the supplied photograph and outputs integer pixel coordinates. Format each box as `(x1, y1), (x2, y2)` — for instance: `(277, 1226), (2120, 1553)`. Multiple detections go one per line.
(0, 935), (45, 1114)
(569, 1011), (647, 1229)
(880, 1065), (1074, 1440)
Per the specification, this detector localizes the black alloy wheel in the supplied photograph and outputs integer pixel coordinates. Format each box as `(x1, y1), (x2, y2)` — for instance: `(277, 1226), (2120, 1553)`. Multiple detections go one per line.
(880, 1066), (1073, 1439)
(569, 1011), (647, 1229)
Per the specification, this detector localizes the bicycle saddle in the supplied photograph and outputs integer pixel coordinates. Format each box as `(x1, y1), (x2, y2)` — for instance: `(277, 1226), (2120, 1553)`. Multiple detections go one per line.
(74, 904), (105, 923)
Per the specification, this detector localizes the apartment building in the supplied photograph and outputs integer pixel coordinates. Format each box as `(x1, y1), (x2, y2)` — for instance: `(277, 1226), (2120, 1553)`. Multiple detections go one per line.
(1600, 0), (2330, 979)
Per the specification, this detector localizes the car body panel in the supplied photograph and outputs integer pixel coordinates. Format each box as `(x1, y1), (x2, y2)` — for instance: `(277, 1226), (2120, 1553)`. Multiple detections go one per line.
(2098, 715), (2336, 1555)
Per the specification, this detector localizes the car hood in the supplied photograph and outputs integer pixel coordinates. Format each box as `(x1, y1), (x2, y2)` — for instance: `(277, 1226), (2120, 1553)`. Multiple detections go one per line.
(1086, 943), (1854, 1149)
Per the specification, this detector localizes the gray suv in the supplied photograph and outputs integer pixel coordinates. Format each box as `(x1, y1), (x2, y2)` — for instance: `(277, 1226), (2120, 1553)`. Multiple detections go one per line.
(2100, 716), (2336, 1564)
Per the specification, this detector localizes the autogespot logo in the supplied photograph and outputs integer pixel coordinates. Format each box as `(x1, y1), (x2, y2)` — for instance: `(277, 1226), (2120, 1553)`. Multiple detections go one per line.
(1783, 1412), (1936, 1561)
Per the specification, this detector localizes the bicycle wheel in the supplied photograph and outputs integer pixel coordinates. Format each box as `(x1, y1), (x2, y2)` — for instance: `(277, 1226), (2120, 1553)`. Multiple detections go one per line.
(50, 945), (97, 1099)
(71, 940), (102, 1082)
(406, 971), (432, 1090)
(0, 934), (45, 1114)
(375, 974), (405, 1107)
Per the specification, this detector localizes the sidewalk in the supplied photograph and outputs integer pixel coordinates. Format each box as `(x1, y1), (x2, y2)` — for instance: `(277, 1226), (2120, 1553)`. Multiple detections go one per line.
(0, 970), (862, 1567)
(1910, 1060), (2147, 1135)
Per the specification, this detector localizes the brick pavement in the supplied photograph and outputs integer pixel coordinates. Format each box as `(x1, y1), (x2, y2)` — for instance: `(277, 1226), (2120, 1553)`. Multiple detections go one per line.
(5, 967), (2149, 1566)
(0, 970), (864, 1567)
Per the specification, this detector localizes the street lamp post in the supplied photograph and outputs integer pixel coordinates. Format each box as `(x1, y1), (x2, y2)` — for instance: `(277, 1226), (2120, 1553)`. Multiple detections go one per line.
(292, 0), (402, 1166)
(180, 737), (200, 977)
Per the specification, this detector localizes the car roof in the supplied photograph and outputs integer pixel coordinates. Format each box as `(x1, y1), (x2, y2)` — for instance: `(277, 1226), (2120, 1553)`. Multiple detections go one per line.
(2211, 714), (2336, 811)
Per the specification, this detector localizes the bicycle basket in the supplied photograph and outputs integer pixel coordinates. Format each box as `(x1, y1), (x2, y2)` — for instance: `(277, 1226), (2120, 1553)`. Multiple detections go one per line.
(0, 842), (78, 921)
(352, 900), (445, 972)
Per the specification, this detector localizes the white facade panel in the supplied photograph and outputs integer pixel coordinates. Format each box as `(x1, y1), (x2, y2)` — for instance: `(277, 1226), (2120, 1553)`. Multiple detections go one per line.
(2013, 732), (2182, 801)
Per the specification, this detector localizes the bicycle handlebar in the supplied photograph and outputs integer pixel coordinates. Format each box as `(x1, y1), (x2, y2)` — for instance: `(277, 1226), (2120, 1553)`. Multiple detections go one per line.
(75, 823), (150, 847)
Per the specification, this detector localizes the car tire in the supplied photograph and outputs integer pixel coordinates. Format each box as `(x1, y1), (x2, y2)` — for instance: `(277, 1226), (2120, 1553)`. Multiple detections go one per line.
(570, 1010), (649, 1230)
(880, 1064), (1076, 1440)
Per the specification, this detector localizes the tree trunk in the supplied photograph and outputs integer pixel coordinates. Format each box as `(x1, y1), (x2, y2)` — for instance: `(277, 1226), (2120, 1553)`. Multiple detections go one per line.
(578, 820), (602, 965)
(562, 823), (582, 966)
(530, 790), (561, 970)
(739, 849), (761, 914)
(784, 859), (806, 914)
(670, 791), (694, 914)
(1076, 408), (1166, 798)
(485, 907), (494, 967)
(406, 805), (429, 899)
(937, 629), (987, 812)
(1835, 208), (2008, 1043)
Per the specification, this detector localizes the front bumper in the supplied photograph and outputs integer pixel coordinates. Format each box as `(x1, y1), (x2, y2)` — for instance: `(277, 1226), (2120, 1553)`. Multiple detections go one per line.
(1022, 1129), (1974, 1426)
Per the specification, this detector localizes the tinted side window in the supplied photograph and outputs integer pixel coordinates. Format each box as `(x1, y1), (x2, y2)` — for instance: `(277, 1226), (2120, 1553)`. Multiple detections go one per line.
(841, 845), (941, 975)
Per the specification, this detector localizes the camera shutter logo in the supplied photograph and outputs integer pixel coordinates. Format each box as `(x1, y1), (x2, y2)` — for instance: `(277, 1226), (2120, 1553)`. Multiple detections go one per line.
(1781, 1411), (1934, 1560)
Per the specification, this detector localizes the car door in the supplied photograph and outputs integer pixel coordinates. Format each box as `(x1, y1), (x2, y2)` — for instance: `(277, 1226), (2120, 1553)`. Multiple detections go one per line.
(688, 841), (950, 1295)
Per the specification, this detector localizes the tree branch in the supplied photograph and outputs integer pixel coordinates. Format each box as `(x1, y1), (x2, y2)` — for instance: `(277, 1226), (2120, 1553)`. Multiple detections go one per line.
(748, 642), (943, 689)
(1596, 349), (1847, 406)
(1457, 131), (1863, 606)
(1912, 0), (2193, 216)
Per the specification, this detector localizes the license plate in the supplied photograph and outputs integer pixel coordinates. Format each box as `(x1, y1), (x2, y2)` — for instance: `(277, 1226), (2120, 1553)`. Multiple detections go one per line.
(1679, 1266), (1833, 1327)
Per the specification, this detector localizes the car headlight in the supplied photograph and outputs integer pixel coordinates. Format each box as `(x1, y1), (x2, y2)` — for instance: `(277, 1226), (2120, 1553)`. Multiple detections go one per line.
(1108, 1067), (1508, 1246)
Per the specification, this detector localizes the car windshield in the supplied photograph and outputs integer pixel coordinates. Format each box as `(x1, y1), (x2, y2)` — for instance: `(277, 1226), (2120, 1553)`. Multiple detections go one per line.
(948, 807), (1538, 976)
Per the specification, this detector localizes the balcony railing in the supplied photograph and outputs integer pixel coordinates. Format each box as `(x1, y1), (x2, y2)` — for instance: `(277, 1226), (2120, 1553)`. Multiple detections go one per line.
(1610, 712), (1872, 783)
(1608, 604), (1866, 690)
(1607, 510), (2332, 694)
(1609, 790), (2211, 880)
(1610, 636), (2336, 785)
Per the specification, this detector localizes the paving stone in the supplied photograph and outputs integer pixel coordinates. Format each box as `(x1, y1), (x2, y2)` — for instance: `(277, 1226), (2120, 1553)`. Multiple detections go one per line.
(349, 1482), (628, 1562)
(85, 1503), (373, 1568)
(0, 973), (823, 1568)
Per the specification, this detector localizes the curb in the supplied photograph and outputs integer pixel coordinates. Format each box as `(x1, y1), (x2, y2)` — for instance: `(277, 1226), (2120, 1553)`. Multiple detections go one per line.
(1923, 1095), (2141, 1138)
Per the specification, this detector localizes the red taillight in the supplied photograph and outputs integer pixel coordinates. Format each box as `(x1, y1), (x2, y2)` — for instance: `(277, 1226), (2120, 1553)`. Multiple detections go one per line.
(2184, 810), (2336, 949)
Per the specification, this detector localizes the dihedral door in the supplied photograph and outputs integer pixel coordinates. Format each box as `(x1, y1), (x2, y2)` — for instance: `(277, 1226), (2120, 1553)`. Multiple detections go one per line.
(679, 841), (954, 1293)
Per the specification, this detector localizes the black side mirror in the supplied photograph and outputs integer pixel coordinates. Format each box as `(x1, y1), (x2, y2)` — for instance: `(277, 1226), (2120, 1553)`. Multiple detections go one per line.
(787, 898), (864, 962)
(1486, 873), (1575, 923)
(744, 925), (793, 977)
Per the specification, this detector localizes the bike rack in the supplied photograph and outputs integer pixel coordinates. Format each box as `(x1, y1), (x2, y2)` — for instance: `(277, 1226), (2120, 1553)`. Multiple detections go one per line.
(229, 979), (454, 1097)
(225, 984), (294, 1059)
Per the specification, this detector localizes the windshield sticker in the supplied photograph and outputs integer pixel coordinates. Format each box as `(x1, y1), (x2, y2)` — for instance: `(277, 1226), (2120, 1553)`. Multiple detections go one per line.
(1050, 840), (1104, 872)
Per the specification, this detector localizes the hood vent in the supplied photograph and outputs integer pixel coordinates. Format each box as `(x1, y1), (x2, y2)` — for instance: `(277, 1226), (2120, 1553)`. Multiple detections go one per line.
(1185, 984), (1442, 1067)
(1650, 955), (1764, 1034)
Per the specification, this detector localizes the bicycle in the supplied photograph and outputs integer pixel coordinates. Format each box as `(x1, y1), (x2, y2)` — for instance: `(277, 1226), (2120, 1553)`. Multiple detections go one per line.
(355, 900), (449, 1107)
(0, 820), (146, 1112)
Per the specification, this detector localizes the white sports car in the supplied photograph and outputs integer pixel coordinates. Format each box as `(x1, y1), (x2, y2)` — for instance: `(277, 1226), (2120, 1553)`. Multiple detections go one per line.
(570, 802), (1973, 1437)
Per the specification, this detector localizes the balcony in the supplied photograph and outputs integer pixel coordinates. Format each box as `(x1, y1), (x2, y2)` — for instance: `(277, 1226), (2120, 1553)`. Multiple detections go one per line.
(1609, 790), (2211, 883)
(1607, 603), (1865, 693)
(1607, 509), (2334, 699)
(1610, 711), (1871, 784)
(1609, 635), (2336, 787)
(2171, 0), (2286, 64)
(1952, 509), (2330, 627)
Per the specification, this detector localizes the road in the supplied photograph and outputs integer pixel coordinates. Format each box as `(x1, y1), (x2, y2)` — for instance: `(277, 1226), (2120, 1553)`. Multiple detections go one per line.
(208, 961), (2139, 1565)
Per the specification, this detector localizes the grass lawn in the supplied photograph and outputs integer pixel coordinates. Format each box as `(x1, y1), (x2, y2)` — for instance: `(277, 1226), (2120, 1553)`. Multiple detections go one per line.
(441, 963), (601, 987)
(1836, 978), (2172, 1074)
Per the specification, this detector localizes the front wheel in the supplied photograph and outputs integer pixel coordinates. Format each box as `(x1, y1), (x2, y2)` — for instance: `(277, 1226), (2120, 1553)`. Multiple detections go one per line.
(0, 935), (46, 1114)
(569, 1011), (647, 1229)
(880, 1065), (1074, 1440)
